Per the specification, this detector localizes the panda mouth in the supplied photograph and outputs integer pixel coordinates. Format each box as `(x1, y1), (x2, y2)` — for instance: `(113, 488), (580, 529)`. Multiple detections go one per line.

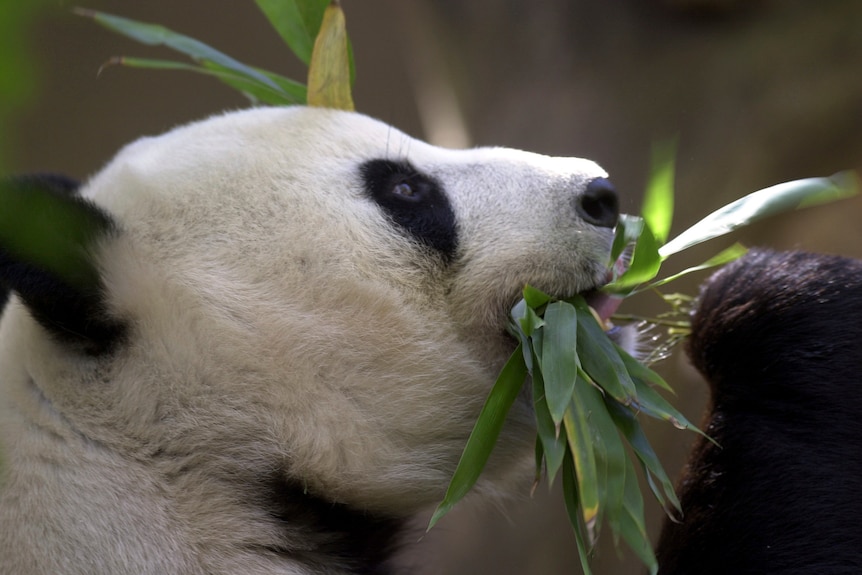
(582, 289), (624, 327)
(582, 250), (629, 328)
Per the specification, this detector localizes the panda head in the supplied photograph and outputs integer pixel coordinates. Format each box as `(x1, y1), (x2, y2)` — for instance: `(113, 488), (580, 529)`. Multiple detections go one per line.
(0, 107), (618, 516)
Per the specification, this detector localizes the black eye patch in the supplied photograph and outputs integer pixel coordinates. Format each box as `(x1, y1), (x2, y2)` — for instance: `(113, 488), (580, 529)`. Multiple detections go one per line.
(360, 159), (458, 261)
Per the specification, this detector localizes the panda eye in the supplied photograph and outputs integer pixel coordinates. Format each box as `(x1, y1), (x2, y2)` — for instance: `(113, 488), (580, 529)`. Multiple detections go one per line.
(360, 158), (458, 260)
(392, 181), (421, 201)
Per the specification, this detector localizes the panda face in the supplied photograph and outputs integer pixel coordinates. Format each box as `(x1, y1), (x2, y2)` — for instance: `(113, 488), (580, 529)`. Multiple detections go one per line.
(1, 107), (617, 521)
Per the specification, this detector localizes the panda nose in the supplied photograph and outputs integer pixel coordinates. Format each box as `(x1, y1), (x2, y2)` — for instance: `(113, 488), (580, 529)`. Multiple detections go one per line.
(576, 177), (619, 229)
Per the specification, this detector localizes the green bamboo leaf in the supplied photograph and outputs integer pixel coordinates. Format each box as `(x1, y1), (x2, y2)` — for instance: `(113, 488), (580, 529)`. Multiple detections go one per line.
(532, 368), (567, 486)
(523, 284), (552, 309)
(255, 0), (328, 65)
(203, 61), (307, 102)
(609, 214), (644, 271)
(659, 171), (859, 258)
(0, 178), (110, 291)
(569, 297), (636, 403)
(540, 301), (579, 425)
(77, 9), (282, 92)
(619, 455), (659, 575)
(508, 300), (536, 372)
(255, 0), (355, 86)
(562, 453), (595, 575)
(630, 378), (717, 448)
(575, 369), (628, 541)
(563, 397), (599, 544)
(641, 139), (676, 244)
(428, 344), (528, 529)
(533, 436), (544, 486)
(615, 344), (674, 393)
(115, 57), (306, 105)
(518, 304), (545, 338)
(644, 242), (748, 292)
(630, 378), (700, 435)
(605, 400), (681, 515)
(607, 220), (663, 292)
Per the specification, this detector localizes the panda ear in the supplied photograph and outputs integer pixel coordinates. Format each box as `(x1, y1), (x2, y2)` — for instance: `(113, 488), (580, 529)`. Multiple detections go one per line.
(0, 175), (125, 354)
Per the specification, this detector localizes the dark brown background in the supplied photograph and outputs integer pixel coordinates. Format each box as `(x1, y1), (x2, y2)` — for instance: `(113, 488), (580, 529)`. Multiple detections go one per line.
(6, 1), (862, 573)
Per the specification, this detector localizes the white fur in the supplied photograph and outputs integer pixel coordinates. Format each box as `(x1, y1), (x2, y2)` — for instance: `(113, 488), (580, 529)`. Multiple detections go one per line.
(0, 107), (615, 574)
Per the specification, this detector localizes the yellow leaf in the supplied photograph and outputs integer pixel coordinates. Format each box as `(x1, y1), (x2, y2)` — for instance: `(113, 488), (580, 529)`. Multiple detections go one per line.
(307, 1), (354, 110)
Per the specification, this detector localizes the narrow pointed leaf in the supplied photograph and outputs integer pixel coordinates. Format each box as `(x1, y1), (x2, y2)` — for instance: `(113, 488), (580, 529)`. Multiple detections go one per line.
(115, 57), (306, 105)
(532, 369), (567, 486)
(522, 284), (552, 309)
(563, 397), (599, 543)
(605, 400), (681, 514)
(609, 214), (644, 271)
(78, 9), (281, 92)
(518, 304), (545, 338)
(540, 301), (579, 424)
(0, 178), (110, 290)
(428, 344), (528, 529)
(569, 297), (636, 402)
(659, 171), (859, 258)
(644, 243), (748, 291)
(307, 1), (354, 110)
(607, 221), (663, 292)
(631, 378), (714, 444)
(615, 344), (674, 393)
(641, 139), (677, 244)
(562, 453), (595, 575)
(575, 368), (627, 541)
(619, 455), (659, 574)
(255, 0), (328, 64)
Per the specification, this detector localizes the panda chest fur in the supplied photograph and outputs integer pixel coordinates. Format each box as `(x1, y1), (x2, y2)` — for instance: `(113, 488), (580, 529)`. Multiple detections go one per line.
(0, 106), (620, 575)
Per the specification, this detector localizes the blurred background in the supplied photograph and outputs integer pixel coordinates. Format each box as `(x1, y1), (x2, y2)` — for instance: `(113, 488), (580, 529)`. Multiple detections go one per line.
(3, 0), (862, 573)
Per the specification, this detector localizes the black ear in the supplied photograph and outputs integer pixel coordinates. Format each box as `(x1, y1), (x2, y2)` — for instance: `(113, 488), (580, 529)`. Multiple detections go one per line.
(0, 174), (125, 354)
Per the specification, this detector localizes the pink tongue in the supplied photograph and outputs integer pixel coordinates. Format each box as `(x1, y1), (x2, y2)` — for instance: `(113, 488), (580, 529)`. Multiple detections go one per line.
(584, 291), (624, 322)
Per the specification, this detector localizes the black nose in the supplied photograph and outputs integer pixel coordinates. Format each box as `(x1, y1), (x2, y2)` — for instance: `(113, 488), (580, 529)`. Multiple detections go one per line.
(576, 177), (619, 229)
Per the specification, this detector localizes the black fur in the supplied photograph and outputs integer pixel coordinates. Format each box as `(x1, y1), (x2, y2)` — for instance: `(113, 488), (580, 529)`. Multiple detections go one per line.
(656, 249), (862, 574)
(360, 160), (458, 261)
(267, 479), (405, 575)
(0, 174), (125, 354)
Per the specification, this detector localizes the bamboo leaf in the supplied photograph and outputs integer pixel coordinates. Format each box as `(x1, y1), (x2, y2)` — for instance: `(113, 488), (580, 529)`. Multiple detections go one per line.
(630, 378), (699, 434)
(540, 301), (579, 425)
(532, 368), (567, 486)
(575, 369), (628, 541)
(307, 1), (354, 110)
(114, 57), (306, 105)
(615, 344), (674, 393)
(619, 455), (659, 574)
(523, 284), (552, 309)
(605, 400), (681, 515)
(0, 178), (110, 291)
(659, 171), (859, 258)
(641, 139), (676, 244)
(607, 220), (663, 292)
(255, 0), (328, 65)
(569, 297), (637, 403)
(644, 243), (748, 292)
(563, 397), (599, 544)
(562, 452), (595, 575)
(77, 9), (282, 92)
(609, 214), (644, 272)
(428, 344), (528, 529)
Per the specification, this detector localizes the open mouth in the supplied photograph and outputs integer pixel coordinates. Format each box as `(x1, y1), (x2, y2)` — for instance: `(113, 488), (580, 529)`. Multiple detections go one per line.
(582, 247), (630, 329)
(582, 289), (624, 328)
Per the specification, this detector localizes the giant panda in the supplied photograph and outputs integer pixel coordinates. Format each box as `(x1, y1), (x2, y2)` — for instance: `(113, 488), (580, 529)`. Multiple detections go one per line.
(0, 106), (625, 575)
(656, 249), (862, 574)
